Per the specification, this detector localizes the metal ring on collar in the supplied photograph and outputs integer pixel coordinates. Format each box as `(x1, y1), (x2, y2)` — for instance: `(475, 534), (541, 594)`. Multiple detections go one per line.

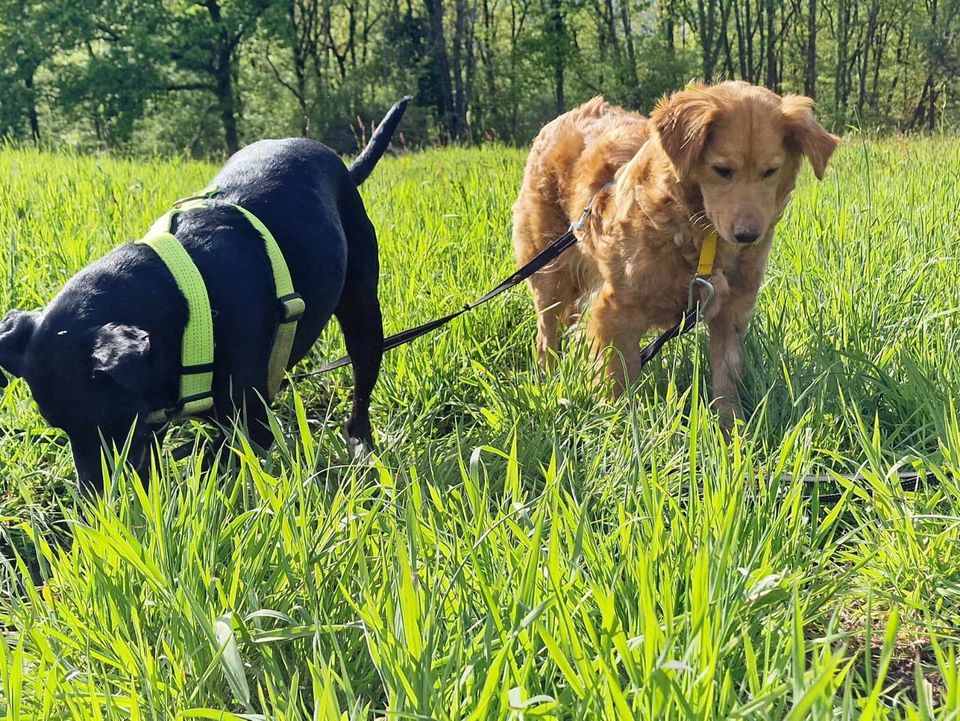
(687, 276), (716, 317)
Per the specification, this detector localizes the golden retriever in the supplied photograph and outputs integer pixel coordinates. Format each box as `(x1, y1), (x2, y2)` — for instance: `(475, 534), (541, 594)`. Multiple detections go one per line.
(512, 80), (839, 422)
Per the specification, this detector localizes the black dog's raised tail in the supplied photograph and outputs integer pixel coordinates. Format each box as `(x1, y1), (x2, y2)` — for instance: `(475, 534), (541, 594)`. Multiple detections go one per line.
(348, 96), (412, 185)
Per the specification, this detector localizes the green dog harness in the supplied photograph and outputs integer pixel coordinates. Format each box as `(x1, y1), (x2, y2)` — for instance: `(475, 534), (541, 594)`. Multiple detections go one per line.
(137, 187), (305, 425)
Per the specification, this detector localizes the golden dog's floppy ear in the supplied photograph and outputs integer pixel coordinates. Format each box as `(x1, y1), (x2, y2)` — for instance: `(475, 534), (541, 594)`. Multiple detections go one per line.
(781, 95), (840, 180)
(650, 83), (719, 178)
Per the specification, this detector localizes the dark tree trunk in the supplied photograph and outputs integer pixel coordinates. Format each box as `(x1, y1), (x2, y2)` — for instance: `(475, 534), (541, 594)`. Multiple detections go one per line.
(24, 71), (40, 143)
(886, 24), (906, 120)
(548, 0), (566, 114)
(425, 0), (456, 139)
(834, 0), (851, 127)
(480, 0), (497, 115)
(464, 0), (476, 137)
(765, 0), (778, 90)
(720, 15), (735, 77)
(868, 23), (888, 112)
(214, 51), (240, 155)
(662, 0), (675, 50)
(451, 0), (471, 140)
(691, 0), (732, 81)
(909, 75), (935, 129)
(602, 0), (621, 71)
(856, 0), (879, 119)
(506, 0), (529, 141)
(619, 0), (638, 93)
(696, 0), (716, 79)
(204, 0), (241, 155)
(347, 0), (357, 70)
(804, 0), (816, 98)
(732, 0), (748, 79)
(287, 0), (315, 136)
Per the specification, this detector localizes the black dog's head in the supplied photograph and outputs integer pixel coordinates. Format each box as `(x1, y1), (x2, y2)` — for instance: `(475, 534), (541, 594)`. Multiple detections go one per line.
(0, 307), (167, 494)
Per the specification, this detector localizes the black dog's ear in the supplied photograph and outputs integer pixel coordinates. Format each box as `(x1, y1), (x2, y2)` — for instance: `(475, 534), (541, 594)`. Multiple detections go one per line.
(92, 323), (152, 391)
(0, 310), (40, 382)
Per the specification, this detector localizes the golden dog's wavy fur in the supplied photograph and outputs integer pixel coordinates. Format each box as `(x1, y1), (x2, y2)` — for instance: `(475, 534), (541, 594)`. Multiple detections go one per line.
(512, 81), (839, 422)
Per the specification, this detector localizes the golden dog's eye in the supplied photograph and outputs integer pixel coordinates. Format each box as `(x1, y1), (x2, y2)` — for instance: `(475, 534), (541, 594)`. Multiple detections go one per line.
(763, 167), (778, 179)
(712, 166), (733, 179)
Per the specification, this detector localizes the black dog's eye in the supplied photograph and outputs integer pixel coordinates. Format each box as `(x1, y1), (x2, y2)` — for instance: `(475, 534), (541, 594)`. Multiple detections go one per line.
(712, 166), (733, 179)
(762, 167), (779, 179)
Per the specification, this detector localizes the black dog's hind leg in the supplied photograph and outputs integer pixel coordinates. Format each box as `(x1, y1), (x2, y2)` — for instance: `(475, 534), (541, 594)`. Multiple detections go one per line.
(335, 287), (383, 448)
(335, 219), (383, 449)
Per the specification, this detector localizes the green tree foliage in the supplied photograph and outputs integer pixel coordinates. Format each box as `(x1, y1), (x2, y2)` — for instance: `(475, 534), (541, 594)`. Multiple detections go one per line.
(0, 0), (957, 156)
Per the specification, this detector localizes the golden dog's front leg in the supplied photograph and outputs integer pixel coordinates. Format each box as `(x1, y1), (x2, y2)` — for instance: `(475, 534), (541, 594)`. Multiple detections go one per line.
(528, 268), (580, 370)
(707, 313), (746, 426)
(707, 275), (765, 429)
(706, 246), (768, 428)
(587, 284), (646, 395)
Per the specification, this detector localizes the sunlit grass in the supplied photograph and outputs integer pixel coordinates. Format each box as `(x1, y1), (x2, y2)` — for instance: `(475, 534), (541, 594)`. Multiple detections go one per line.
(2, 137), (960, 718)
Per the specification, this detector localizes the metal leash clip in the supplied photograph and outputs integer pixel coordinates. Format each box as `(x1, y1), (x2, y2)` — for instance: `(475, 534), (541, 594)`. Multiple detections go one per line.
(687, 276), (715, 319)
(569, 182), (615, 234)
(569, 200), (594, 233)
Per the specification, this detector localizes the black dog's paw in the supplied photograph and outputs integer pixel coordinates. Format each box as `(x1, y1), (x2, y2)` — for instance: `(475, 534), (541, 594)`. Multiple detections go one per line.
(347, 434), (376, 460)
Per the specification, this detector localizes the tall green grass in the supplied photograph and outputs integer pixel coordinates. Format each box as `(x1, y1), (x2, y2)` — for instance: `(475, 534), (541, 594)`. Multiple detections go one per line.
(1, 138), (960, 718)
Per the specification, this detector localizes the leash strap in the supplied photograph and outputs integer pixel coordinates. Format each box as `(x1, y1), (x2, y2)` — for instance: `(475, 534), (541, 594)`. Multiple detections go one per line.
(638, 230), (719, 367)
(315, 192), (720, 375)
(638, 308), (701, 368)
(315, 226), (581, 373)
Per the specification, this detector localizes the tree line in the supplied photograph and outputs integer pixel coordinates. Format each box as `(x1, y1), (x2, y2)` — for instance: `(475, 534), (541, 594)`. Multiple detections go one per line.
(1, 0), (958, 157)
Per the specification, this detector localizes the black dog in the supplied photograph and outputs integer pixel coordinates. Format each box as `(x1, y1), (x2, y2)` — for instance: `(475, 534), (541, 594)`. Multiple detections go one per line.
(0, 98), (409, 495)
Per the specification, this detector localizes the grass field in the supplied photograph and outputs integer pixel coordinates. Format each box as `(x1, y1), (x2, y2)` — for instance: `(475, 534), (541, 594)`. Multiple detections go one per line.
(1, 137), (960, 719)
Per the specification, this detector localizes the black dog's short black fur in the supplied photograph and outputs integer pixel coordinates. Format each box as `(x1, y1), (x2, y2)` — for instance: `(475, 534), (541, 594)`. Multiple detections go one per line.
(0, 98), (409, 495)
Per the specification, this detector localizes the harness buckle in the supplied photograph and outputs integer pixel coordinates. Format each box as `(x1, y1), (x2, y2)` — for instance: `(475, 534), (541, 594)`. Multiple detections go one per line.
(279, 293), (306, 323)
(687, 276), (715, 318)
(146, 406), (177, 426)
(173, 185), (221, 208)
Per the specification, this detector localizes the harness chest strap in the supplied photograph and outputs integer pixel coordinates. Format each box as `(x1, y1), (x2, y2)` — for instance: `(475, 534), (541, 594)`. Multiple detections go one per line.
(136, 191), (304, 424)
(228, 203), (306, 401)
(137, 225), (215, 423)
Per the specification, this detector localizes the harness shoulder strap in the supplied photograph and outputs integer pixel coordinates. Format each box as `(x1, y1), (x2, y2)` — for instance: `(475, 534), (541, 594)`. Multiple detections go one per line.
(137, 213), (215, 424)
(227, 203), (305, 399)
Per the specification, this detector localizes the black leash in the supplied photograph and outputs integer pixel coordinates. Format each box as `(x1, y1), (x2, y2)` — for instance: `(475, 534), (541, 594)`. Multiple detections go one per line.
(796, 471), (926, 503)
(0, 427), (68, 446)
(311, 224), (583, 374)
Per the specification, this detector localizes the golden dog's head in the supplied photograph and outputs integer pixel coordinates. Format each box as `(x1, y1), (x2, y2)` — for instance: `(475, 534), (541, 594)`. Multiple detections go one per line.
(650, 81), (839, 245)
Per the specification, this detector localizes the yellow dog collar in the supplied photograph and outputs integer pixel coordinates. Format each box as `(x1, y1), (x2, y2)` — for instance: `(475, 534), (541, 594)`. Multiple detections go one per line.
(696, 227), (719, 277)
